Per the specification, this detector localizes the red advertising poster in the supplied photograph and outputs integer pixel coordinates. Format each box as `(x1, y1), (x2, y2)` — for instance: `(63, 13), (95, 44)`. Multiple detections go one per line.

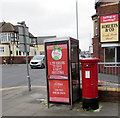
(46, 43), (69, 103)
(49, 80), (69, 103)
(47, 44), (68, 75)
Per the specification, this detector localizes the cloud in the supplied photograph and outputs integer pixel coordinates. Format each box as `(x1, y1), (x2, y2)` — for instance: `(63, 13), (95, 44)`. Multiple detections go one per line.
(1, 0), (96, 51)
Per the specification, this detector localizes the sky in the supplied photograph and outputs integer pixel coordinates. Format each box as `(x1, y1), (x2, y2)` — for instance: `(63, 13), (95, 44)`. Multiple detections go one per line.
(0, 0), (96, 51)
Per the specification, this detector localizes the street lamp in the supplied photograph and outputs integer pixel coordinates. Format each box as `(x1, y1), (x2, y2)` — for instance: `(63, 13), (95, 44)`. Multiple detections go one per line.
(17, 21), (25, 25)
(17, 21), (31, 91)
(76, 0), (79, 40)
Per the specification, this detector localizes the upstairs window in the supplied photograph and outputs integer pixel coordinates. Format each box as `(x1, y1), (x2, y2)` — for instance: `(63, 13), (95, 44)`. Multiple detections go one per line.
(0, 47), (4, 52)
(0, 33), (11, 42)
(94, 20), (98, 36)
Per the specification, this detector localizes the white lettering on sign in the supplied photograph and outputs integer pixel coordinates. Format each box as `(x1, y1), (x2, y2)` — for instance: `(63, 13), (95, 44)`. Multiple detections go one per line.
(85, 71), (90, 78)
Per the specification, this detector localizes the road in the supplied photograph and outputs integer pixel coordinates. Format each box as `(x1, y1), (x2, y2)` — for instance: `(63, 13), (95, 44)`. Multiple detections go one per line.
(1, 64), (119, 88)
(2, 64), (46, 88)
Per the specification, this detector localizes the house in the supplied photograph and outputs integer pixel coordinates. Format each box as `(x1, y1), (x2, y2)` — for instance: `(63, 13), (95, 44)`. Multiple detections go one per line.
(0, 22), (37, 64)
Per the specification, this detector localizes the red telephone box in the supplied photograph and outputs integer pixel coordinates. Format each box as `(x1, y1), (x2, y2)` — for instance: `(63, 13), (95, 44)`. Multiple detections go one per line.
(45, 37), (81, 108)
(80, 58), (100, 110)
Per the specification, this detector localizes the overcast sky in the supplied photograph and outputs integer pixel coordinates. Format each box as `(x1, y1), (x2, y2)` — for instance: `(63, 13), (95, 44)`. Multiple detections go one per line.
(0, 0), (96, 51)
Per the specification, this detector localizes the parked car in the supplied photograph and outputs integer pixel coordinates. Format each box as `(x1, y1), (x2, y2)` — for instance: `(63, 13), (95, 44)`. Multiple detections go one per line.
(30, 55), (45, 69)
(79, 55), (86, 59)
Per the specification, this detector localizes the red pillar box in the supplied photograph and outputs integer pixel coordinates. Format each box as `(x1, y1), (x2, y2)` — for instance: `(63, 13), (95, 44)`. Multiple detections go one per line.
(80, 58), (100, 110)
(45, 37), (81, 107)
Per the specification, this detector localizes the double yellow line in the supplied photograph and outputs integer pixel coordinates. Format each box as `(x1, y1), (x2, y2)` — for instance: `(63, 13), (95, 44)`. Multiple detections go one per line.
(0, 85), (46, 91)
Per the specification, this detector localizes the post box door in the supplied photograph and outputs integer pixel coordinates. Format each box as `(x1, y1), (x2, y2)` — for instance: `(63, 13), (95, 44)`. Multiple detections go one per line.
(82, 63), (98, 98)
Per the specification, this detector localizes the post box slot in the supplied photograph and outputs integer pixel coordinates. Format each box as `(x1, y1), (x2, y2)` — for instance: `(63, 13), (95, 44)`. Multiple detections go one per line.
(84, 67), (91, 68)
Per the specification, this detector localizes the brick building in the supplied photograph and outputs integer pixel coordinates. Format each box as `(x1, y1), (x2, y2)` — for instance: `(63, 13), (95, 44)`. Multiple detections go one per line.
(92, 1), (120, 74)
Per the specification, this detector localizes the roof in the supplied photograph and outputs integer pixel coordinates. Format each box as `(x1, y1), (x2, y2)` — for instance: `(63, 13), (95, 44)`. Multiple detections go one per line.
(95, 0), (119, 8)
(95, 0), (119, 2)
(0, 22), (35, 38)
(44, 36), (78, 43)
(37, 36), (56, 44)
(0, 22), (18, 33)
(29, 32), (35, 38)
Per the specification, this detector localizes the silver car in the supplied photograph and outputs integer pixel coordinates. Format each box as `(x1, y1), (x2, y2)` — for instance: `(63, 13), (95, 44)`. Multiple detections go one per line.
(30, 55), (45, 69)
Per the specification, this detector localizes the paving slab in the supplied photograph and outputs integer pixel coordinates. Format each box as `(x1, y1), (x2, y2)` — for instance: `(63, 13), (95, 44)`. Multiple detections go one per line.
(2, 87), (119, 117)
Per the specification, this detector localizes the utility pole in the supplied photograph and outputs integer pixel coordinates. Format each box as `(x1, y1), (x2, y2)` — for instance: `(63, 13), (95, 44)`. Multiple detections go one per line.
(18, 21), (31, 91)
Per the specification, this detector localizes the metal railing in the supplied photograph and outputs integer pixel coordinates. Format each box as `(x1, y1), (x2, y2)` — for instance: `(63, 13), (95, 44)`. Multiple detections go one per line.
(79, 62), (120, 87)
(98, 62), (120, 84)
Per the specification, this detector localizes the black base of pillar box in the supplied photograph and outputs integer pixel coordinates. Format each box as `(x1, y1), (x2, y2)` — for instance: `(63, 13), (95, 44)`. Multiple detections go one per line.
(82, 98), (99, 110)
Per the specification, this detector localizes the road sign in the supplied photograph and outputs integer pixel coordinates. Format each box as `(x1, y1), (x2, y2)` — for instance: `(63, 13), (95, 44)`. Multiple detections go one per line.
(18, 26), (30, 52)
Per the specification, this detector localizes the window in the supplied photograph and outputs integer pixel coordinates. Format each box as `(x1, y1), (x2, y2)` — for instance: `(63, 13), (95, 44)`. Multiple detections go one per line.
(0, 33), (11, 42)
(10, 51), (12, 54)
(16, 50), (18, 56)
(34, 51), (36, 55)
(105, 47), (115, 62)
(117, 47), (120, 62)
(0, 33), (7, 42)
(19, 51), (21, 56)
(0, 47), (4, 52)
(94, 21), (98, 36)
(105, 47), (120, 62)
(8, 34), (11, 41)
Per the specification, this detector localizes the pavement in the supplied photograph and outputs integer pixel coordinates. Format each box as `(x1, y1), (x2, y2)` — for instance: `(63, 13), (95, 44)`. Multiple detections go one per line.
(1, 64), (120, 117)
(1, 85), (120, 117)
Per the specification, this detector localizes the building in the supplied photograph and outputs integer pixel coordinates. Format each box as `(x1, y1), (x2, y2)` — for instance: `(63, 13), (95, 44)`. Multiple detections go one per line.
(92, 0), (120, 74)
(36, 36), (56, 55)
(0, 22), (37, 64)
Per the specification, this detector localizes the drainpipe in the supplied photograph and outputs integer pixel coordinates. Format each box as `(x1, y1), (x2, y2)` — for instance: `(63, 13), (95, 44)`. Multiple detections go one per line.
(9, 43), (11, 64)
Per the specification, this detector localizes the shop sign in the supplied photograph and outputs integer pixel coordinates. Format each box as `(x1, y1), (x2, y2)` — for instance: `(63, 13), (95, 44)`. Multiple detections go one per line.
(100, 14), (119, 42)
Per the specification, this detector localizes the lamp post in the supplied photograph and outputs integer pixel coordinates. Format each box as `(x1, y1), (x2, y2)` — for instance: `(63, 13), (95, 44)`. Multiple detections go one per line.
(17, 21), (31, 91)
(76, 0), (79, 40)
